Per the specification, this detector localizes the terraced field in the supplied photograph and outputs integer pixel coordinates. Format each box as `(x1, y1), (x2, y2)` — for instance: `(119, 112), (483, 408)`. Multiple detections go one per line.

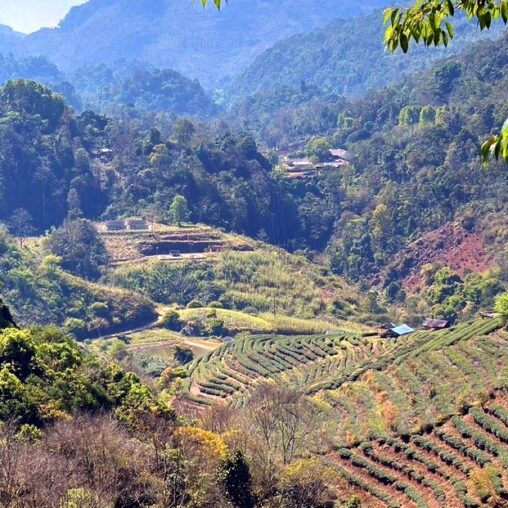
(184, 331), (397, 407)
(329, 393), (508, 508)
(182, 318), (508, 505)
(317, 319), (508, 443)
(183, 318), (504, 413)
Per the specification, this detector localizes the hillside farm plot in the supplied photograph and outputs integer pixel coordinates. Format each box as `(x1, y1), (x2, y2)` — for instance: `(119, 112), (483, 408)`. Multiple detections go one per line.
(183, 319), (505, 426)
(328, 392), (508, 508)
(315, 318), (507, 443)
(183, 329), (428, 407)
(96, 223), (254, 266)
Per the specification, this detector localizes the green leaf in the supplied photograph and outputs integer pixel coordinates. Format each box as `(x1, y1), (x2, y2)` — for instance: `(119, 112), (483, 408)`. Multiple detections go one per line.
(501, 1), (508, 23)
(446, 22), (455, 37)
(400, 32), (409, 53)
(383, 8), (394, 24)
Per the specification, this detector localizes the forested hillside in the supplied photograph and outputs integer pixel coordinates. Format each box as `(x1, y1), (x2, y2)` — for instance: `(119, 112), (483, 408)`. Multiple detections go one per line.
(71, 64), (219, 118)
(230, 11), (502, 100)
(0, 53), (80, 108)
(6, 0), (392, 87)
(1, 25), (508, 325)
(323, 32), (508, 289)
(0, 80), (107, 231)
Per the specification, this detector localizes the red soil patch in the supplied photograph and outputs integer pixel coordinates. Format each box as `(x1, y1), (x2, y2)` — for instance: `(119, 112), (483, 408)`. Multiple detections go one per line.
(387, 222), (495, 293)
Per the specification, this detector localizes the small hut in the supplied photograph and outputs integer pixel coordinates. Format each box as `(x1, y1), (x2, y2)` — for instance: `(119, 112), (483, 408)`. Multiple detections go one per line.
(105, 220), (126, 231)
(422, 318), (450, 330)
(380, 323), (415, 338)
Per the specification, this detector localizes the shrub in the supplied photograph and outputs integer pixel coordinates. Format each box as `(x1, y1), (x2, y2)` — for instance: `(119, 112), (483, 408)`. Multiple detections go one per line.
(494, 293), (508, 324)
(208, 318), (225, 337)
(187, 300), (203, 309)
(160, 310), (181, 331)
(63, 318), (87, 338)
(174, 346), (194, 365)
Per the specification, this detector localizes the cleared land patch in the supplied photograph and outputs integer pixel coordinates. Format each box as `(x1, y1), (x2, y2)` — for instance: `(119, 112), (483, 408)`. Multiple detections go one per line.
(97, 223), (254, 266)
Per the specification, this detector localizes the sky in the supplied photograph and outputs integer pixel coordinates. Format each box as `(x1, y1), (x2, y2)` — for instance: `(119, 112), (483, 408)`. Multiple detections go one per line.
(0, 0), (85, 33)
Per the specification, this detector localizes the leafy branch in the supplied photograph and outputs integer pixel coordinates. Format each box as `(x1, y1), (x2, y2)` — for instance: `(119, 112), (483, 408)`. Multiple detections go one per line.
(385, 0), (508, 164)
(384, 1), (508, 53)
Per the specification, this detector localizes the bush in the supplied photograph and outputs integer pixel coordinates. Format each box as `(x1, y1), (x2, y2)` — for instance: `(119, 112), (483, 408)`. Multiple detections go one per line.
(187, 300), (203, 309)
(209, 318), (225, 337)
(174, 346), (194, 365)
(494, 292), (508, 323)
(64, 318), (87, 338)
(160, 310), (181, 331)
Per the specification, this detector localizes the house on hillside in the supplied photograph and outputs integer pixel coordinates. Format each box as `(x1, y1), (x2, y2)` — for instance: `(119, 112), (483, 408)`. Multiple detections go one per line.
(286, 157), (315, 171)
(422, 318), (450, 330)
(105, 220), (126, 231)
(480, 311), (500, 319)
(327, 148), (351, 167)
(127, 219), (149, 231)
(381, 323), (415, 338)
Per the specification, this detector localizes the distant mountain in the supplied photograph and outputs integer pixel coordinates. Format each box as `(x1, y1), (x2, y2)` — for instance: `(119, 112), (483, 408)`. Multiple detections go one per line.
(7, 0), (393, 88)
(230, 11), (503, 100)
(0, 24), (22, 53)
(0, 53), (81, 108)
(71, 63), (219, 118)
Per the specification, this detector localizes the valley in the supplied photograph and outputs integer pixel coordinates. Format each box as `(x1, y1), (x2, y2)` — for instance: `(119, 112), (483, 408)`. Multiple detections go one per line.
(0, 1), (507, 506)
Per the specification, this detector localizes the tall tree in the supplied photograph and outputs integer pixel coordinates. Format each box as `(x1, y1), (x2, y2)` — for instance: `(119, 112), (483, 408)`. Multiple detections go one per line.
(170, 195), (190, 226)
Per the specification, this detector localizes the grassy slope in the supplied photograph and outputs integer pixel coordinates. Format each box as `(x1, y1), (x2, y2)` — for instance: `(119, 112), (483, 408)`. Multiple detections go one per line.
(178, 307), (364, 335)
(1, 233), (156, 337)
(109, 242), (365, 324)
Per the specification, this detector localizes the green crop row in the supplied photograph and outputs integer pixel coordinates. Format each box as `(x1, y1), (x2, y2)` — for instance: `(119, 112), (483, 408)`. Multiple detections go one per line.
(450, 417), (508, 467)
(329, 462), (400, 508)
(338, 449), (430, 508)
(359, 443), (445, 501)
(470, 407), (508, 444)
(488, 404), (508, 427)
(411, 435), (472, 474)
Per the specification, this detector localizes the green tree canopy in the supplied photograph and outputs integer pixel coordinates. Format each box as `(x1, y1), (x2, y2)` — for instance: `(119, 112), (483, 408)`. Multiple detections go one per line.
(170, 195), (190, 226)
(384, 0), (508, 164)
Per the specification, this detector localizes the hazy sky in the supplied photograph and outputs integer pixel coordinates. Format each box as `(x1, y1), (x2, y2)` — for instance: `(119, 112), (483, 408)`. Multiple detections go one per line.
(0, 0), (85, 33)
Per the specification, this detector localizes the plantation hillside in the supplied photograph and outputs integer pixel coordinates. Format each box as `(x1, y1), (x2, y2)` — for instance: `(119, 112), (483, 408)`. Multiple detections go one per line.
(329, 391), (508, 507)
(183, 318), (504, 423)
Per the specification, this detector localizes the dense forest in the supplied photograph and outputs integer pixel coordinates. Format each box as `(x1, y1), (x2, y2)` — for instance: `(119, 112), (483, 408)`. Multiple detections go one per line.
(229, 11), (502, 101)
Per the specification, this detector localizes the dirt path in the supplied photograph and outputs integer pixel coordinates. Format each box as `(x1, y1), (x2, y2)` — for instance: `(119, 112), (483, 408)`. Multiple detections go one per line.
(182, 338), (221, 351)
(93, 320), (160, 341)
(127, 340), (179, 352)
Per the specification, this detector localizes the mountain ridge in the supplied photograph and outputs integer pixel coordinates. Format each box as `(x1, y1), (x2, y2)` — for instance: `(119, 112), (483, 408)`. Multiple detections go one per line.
(3, 0), (393, 88)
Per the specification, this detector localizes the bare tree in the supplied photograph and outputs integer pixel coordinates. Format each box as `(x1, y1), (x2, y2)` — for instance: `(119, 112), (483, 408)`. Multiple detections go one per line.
(246, 383), (318, 466)
(7, 209), (35, 247)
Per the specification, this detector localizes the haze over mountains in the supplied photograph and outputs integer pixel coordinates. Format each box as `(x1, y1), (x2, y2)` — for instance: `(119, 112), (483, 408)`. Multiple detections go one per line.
(0, 0), (392, 88)
(231, 11), (503, 99)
